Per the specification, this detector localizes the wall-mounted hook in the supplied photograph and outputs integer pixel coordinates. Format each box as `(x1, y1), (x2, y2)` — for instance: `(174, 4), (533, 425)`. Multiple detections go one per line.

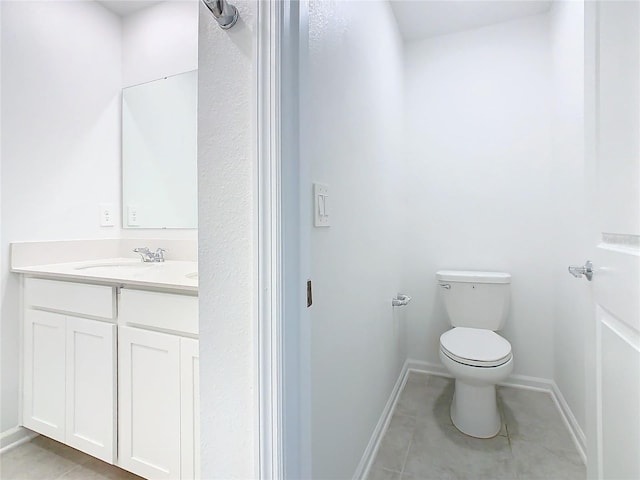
(202, 0), (239, 30)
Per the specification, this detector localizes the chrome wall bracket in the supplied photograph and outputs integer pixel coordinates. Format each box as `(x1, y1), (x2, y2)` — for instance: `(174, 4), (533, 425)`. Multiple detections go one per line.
(202, 0), (239, 29)
(392, 294), (412, 307)
(568, 260), (594, 281)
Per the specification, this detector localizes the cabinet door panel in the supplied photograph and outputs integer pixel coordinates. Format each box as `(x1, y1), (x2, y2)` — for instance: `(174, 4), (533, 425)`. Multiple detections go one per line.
(118, 326), (181, 479)
(65, 317), (116, 463)
(23, 310), (66, 441)
(180, 338), (200, 480)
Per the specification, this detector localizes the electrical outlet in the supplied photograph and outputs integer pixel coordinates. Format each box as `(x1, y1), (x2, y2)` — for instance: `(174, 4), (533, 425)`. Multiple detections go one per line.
(99, 203), (114, 227)
(127, 205), (139, 227)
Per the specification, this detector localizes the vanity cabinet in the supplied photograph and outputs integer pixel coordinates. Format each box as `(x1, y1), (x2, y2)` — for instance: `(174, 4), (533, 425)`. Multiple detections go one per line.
(180, 338), (200, 480)
(22, 279), (116, 463)
(117, 289), (200, 480)
(20, 276), (198, 479)
(23, 310), (66, 442)
(118, 326), (181, 479)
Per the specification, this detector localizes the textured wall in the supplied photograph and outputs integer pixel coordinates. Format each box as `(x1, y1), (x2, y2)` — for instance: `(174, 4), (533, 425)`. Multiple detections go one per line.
(304, 1), (407, 477)
(197, 1), (258, 477)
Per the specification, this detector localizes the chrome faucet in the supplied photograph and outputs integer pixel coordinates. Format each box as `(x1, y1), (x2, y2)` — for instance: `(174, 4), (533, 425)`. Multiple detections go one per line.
(133, 247), (167, 263)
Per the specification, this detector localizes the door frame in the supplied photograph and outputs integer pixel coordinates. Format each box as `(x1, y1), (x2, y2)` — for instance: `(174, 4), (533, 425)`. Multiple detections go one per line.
(257, 0), (309, 477)
(257, 0), (284, 476)
(583, 2), (598, 478)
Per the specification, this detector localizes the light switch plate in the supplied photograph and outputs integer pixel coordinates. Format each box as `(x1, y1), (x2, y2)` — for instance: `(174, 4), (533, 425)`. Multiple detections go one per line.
(99, 203), (114, 227)
(313, 183), (330, 227)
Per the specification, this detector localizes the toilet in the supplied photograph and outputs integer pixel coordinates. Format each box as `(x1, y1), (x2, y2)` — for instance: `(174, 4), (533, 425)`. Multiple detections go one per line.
(436, 270), (513, 439)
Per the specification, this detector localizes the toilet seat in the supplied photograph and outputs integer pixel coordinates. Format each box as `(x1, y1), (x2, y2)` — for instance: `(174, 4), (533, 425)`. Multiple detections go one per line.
(440, 327), (512, 367)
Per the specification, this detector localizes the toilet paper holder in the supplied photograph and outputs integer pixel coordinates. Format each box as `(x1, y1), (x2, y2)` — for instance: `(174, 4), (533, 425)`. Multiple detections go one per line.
(392, 294), (412, 307)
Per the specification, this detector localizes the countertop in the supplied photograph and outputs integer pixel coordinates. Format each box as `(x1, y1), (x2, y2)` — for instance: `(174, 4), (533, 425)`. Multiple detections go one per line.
(12, 258), (198, 293)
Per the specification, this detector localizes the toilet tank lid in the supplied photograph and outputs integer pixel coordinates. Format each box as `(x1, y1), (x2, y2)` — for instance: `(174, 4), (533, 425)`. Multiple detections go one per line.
(436, 270), (511, 284)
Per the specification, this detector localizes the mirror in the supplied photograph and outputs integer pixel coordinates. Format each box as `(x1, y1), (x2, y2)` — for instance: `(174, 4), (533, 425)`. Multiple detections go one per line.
(122, 70), (197, 229)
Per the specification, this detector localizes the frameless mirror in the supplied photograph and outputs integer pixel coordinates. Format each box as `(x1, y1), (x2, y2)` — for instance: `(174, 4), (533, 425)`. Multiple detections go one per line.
(122, 70), (197, 229)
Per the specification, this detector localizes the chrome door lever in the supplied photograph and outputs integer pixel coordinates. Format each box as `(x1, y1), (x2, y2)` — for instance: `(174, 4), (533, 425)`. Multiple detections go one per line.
(568, 260), (593, 281)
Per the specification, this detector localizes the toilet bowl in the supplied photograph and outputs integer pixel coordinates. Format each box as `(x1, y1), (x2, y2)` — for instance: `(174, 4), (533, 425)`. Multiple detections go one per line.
(439, 327), (513, 437)
(436, 270), (513, 438)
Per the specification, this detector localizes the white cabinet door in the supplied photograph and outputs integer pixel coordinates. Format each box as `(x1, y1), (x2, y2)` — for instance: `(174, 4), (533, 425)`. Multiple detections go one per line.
(23, 309), (66, 441)
(65, 317), (116, 463)
(180, 338), (200, 480)
(118, 326), (181, 479)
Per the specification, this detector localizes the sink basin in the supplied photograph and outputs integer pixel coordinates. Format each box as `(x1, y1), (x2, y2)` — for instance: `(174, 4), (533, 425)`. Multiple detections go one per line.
(75, 262), (154, 272)
(185, 272), (198, 280)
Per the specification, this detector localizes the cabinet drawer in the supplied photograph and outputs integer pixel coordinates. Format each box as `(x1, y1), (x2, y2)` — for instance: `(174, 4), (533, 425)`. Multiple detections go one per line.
(119, 289), (198, 335)
(26, 278), (115, 320)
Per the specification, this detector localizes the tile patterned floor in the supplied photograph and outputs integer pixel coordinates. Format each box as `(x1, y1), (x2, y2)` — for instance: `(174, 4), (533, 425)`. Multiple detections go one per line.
(1, 374), (586, 480)
(0, 435), (142, 480)
(368, 372), (586, 480)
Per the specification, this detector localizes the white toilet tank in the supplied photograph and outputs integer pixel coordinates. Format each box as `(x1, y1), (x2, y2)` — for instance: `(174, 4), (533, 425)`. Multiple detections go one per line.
(436, 270), (511, 330)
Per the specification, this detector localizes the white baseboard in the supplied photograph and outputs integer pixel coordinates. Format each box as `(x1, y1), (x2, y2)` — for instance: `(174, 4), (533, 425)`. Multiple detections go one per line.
(406, 359), (449, 378)
(550, 382), (587, 464)
(0, 426), (38, 454)
(354, 358), (587, 478)
(353, 360), (410, 480)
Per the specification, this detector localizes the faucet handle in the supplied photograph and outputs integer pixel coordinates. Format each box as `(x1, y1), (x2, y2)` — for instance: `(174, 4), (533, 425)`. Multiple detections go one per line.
(154, 248), (167, 262)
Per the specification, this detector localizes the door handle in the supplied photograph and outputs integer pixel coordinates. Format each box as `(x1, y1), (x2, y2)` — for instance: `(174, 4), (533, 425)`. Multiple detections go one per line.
(568, 260), (594, 281)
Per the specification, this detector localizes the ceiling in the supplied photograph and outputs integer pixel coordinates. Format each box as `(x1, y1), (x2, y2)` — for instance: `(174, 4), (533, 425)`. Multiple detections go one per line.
(95, 0), (165, 17)
(390, 0), (553, 42)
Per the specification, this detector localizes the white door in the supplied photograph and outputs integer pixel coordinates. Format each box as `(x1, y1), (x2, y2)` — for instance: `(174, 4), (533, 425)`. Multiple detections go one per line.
(118, 326), (181, 479)
(65, 317), (116, 463)
(584, 2), (640, 478)
(180, 338), (200, 480)
(23, 309), (66, 441)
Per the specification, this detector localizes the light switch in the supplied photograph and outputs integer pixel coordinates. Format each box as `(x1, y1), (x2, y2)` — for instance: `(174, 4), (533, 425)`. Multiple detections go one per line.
(318, 195), (325, 216)
(313, 183), (330, 227)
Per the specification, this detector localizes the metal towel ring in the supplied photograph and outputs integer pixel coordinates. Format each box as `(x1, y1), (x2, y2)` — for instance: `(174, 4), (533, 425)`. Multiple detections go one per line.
(202, 0), (239, 30)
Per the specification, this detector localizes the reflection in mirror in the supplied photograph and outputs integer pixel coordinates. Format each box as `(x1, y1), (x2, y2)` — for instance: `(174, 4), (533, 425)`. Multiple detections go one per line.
(122, 70), (197, 229)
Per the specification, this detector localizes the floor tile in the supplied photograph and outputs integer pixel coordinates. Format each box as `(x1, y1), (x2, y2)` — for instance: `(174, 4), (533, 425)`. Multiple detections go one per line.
(511, 437), (586, 480)
(366, 467), (402, 480)
(498, 387), (575, 450)
(0, 436), (140, 480)
(0, 436), (91, 480)
(406, 371), (430, 386)
(371, 414), (417, 473)
(404, 422), (517, 480)
(371, 379), (585, 480)
(395, 375), (454, 423)
(57, 457), (143, 480)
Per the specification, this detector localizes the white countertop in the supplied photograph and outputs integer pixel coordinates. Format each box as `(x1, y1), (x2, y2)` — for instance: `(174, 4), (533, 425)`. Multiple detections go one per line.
(12, 258), (198, 293)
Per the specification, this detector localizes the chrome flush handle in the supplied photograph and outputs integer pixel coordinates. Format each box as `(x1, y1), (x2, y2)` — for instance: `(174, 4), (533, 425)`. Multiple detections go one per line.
(568, 260), (594, 281)
(439, 283), (451, 289)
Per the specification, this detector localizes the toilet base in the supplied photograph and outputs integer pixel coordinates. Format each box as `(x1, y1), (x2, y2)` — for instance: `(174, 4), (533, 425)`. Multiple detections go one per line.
(450, 380), (501, 438)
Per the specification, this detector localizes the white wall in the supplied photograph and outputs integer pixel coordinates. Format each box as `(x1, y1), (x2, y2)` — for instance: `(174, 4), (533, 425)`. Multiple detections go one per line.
(403, 15), (556, 380)
(0, 0), (122, 433)
(122, 0), (198, 87)
(197, 1), (257, 477)
(549, 0), (588, 434)
(304, 1), (407, 477)
(0, 0), (199, 435)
